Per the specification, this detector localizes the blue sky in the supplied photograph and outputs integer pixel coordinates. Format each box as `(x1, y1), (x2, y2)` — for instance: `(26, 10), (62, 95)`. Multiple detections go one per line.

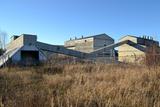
(0, 0), (160, 45)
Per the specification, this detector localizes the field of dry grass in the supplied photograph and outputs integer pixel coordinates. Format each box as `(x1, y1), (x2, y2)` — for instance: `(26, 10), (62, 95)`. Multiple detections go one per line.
(0, 63), (160, 107)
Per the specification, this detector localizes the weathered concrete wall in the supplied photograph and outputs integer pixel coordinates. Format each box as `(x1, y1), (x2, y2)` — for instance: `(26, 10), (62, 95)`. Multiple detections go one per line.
(118, 36), (145, 63)
(11, 45), (46, 63)
(75, 38), (94, 53)
(94, 38), (113, 50)
(23, 34), (37, 46)
(118, 44), (145, 63)
(65, 38), (94, 53)
(94, 35), (114, 49)
(64, 40), (76, 48)
(94, 36), (115, 57)
(12, 50), (21, 62)
(6, 34), (37, 51)
(6, 36), (24, 51)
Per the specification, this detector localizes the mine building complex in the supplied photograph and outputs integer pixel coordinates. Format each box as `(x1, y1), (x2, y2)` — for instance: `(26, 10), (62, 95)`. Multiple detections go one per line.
(0, 33), (159, 66)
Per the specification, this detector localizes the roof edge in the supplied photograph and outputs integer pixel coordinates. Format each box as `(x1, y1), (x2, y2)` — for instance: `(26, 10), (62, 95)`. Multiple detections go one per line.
(119, 35), (138, 40)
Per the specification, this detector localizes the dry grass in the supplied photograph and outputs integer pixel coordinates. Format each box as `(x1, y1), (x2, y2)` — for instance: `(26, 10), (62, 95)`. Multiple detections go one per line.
(145, 45), (160, 67)
(0, 63), (160, 107)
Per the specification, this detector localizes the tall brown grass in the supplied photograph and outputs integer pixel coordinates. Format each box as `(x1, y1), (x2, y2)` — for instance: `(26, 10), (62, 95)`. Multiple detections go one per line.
(145, 44), (160, 67)
(0, 63), (160, 107)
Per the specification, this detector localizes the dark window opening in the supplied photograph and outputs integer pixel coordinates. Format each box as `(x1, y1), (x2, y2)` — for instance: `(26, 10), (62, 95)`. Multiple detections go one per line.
(21, 51), (39, 65)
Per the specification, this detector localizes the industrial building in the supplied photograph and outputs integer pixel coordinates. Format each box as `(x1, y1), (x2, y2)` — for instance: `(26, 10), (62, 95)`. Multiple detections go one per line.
(0, 33), (159, 66)
(118, 35), (159, 63)
(65, 34), (115, 58)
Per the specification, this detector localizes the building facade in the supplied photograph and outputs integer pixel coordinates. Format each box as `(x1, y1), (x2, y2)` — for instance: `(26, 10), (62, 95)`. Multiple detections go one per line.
(5, 34), (46, 65)
(118, 35), (159, 63)
(65, 34), (115, 58)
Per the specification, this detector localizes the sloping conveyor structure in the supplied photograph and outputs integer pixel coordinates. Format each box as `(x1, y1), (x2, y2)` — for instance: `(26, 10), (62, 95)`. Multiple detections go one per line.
(36, 42), (88, 58)
(0, 47), (23, 67)
(86, 40), (147, 58)
(0, 44), (87, 67)
(36, 40), (147, 59)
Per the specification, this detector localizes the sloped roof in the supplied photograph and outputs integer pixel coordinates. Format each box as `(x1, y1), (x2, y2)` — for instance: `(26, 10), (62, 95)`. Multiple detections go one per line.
(119, 35), (138, 40)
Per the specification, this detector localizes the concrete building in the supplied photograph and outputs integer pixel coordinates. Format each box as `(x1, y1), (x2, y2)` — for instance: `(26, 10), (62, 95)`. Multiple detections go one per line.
(118, 35), (159, 63)
(5, 34), (46, 65)
(65, 34), (115, 58)
(87, 35), (159, 63)
(0, 34), (87, 66)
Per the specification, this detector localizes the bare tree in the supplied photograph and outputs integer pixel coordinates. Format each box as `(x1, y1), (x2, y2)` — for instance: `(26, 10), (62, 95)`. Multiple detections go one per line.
(0, 30), (8, 54)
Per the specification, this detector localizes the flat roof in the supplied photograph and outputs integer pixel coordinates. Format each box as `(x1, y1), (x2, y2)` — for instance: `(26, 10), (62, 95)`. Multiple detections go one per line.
(66, 33), (114, 42)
